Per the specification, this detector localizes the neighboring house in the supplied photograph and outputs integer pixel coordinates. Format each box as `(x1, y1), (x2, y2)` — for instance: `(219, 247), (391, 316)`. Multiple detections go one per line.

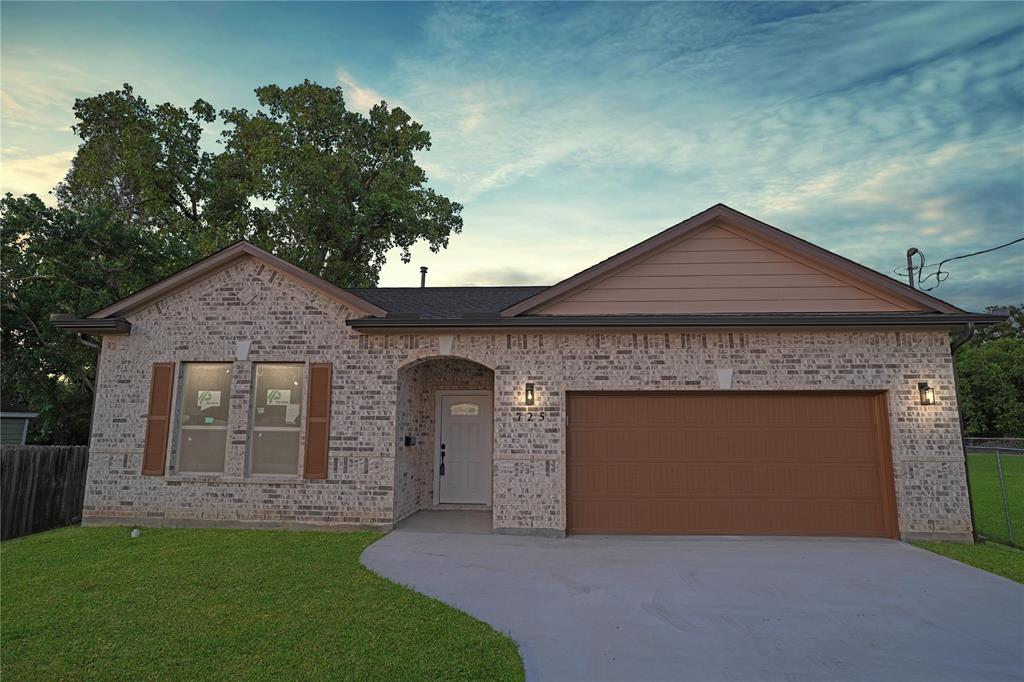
(52, 204), (1003, 541)
(0, 402), (38, 445)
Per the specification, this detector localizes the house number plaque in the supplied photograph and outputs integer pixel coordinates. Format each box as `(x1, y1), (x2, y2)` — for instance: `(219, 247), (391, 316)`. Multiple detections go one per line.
(514, 411), (547, 422)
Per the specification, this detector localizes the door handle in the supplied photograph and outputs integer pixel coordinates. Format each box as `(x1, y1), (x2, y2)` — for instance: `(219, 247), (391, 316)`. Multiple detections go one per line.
(439, 444), (446, 476)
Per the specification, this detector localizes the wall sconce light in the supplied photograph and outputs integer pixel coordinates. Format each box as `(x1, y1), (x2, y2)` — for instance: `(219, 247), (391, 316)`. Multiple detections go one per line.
(525, 383), (535, 406)
(918, 382), (935, 406)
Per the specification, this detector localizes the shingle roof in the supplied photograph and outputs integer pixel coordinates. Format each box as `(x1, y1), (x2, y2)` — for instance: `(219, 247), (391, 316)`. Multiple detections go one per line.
(344, 286), (548, 319)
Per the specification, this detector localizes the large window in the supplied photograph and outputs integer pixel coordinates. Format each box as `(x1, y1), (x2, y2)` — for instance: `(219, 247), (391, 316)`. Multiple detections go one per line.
(176, 363), (233, 473)
(249, 363), (305, 475)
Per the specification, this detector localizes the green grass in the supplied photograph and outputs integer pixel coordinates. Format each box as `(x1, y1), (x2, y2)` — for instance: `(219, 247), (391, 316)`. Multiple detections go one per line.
(967, 452), (1024, 547)
(913, 540), (1024, 584)
(1, 527), (523, 681)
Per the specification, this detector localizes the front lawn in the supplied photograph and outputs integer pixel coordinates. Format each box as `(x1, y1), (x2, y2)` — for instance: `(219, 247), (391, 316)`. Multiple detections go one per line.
(1, 527), (523, 681)
(913, 540), (1024, 584)
(967, 452), (1024, 547)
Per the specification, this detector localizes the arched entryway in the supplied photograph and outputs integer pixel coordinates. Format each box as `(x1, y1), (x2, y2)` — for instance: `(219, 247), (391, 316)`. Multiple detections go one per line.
(394, 357), (495, 525)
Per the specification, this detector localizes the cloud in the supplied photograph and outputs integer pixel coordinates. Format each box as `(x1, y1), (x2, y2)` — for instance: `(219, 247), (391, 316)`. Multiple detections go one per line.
(336, 68), (385, 112)
(371, 2), (1023, 310)
(0, 3), (1018, 310)
(0, 148), (74, 202)
(454, 267), (550, 287)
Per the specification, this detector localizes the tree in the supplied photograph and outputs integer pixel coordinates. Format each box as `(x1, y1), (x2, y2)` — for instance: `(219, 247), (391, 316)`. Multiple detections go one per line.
(971, 304), (1023, 344)
(1, 194), (199, 443)
(59, 80), (463, 287)
(210, 81), (462, 286)
(957, 336), (1024, 438)
(55, 84), (216, 245)
(2, 80), (462, 443)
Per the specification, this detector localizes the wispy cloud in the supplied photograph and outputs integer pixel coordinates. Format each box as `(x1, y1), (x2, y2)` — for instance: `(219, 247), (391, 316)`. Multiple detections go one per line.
(0, 147), (74, 201)
(1, 2), (1020, 309)
(374, 2), (1024, 309)
(336, 68), (386, 112)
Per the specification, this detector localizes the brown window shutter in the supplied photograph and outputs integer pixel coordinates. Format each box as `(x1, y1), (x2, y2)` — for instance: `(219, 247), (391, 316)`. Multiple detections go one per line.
(303, 362), (332, 479)
(142, 363), (175, 476)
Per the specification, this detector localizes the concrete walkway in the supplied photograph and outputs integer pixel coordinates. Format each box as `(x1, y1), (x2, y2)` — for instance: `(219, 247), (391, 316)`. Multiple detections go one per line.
(363, 531), (1024, 681)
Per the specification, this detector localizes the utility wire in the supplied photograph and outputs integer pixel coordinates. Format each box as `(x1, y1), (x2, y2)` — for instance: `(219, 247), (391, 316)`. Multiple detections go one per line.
(896, 235), (1024, 291)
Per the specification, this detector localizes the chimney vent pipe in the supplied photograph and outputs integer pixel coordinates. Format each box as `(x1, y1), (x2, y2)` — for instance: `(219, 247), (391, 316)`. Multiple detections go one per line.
(420, 266), (428, 288)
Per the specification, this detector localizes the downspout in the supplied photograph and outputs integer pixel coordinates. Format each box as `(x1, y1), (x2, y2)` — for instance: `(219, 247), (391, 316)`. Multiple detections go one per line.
(76, 333), (102, 450)
(76, 334), (100, 350)
(949, 322), (977, 542)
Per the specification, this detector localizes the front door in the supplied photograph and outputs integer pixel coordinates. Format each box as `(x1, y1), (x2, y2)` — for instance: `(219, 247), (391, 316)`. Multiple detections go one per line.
(436, 392), (492, 504)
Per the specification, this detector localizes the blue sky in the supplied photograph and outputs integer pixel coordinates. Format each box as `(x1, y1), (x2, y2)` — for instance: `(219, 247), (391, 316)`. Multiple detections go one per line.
(2, 2), (1022, 309)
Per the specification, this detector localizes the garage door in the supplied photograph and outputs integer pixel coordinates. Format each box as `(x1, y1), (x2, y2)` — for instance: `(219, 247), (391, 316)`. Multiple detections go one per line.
(566, 392), (898, 537)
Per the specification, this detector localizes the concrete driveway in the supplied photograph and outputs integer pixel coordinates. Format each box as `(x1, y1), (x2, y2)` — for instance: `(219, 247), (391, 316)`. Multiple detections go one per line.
(362, 530), (1024, 681)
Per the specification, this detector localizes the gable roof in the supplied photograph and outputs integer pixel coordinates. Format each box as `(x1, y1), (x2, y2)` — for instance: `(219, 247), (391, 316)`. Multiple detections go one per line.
(500, 204), (963, 317)
(346, 286), (547, 319)
(58, 204), (993, 337)
(87, 241), (387, 319)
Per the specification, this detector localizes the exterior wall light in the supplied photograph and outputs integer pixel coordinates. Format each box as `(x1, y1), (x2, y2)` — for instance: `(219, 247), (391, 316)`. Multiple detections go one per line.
(919, 382), (935, 406)
(525, 383), (535, 406)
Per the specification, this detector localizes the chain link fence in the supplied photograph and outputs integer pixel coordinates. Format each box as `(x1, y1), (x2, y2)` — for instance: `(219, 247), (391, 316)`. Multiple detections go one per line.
(965, 439), (1023, 548)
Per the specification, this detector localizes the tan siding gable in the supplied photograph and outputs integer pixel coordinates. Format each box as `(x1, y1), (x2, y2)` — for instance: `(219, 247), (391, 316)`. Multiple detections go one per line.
(537, 223), (923, 315)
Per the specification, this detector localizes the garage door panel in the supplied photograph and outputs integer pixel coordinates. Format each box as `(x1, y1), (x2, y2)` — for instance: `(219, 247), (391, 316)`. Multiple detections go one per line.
(567, 392), (897, 537)
(570, 499), (891, 535)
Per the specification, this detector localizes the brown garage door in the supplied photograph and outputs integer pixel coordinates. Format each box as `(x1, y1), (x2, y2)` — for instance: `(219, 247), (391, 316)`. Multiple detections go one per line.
(567, 392), (898, 537)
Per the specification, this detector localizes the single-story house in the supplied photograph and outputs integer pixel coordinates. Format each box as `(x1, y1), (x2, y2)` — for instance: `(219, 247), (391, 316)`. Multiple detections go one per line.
(53, 204), (1004, 540)
(0, 402), (38, 445)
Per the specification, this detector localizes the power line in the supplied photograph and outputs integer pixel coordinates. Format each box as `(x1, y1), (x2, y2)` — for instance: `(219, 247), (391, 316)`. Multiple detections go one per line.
(896, 235), (1024, 291)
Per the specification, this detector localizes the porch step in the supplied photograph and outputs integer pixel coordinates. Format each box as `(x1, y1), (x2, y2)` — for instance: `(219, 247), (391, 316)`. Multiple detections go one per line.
(428, 504), (492, 511)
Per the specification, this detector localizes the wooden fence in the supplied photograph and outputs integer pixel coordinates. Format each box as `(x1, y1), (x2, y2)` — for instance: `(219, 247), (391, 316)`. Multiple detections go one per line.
(1, 445), (90, 541)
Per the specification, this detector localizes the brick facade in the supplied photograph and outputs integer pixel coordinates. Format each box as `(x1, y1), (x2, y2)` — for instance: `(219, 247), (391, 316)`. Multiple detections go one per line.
(83, 256), (971, 540)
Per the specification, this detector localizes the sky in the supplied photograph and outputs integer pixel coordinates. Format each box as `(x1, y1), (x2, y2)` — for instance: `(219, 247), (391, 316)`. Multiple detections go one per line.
(2, 1), (1022, 310)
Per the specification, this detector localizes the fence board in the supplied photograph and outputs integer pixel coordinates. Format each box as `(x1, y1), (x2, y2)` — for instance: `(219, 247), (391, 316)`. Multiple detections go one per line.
(1, 445), (90, 541)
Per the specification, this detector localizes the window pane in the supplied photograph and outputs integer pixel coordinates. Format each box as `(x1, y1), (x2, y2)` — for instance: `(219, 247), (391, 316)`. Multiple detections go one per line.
(178, 429), (228, 473)
(253, 364), (304, 427)
(180, 363), (233, 426)
(177, 363), (232, 473)
(450, 403), (480, 416)
(250, 363), (303, 476)
(251, 430), (301, 475)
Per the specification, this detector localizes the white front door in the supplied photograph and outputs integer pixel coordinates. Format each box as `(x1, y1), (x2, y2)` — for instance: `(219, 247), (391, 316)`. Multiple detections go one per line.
(436, 392), (492, 505)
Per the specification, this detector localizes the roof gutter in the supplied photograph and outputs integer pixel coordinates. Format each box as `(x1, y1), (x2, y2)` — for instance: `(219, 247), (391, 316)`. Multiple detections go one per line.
(50, 314), (131, 335)
(347, 312), (1007, 332)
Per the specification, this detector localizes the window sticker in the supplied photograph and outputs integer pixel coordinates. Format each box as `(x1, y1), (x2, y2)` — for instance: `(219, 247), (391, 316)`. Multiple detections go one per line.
(285, 404), (300, 424)
(266, 389), (291, 406)
(197, 390), (221, 410)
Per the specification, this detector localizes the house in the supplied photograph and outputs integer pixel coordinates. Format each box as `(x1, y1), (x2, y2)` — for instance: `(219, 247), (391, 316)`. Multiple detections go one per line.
(52, 204), (1004, 540)
(0, 402), (38, 445)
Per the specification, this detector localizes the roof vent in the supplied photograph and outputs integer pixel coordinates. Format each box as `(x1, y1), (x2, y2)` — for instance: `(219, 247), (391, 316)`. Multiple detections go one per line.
(420, 266), (428, 288)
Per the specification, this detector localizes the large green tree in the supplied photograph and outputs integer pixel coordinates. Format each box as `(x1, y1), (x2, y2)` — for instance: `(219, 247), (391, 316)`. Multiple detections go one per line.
(1, 80), (462, 443)
(0, 195), (199, 443)
(58, 80), (462, 286)
(955, 304), (1024, 438)
(209, 81), (462, 286)
(56, 84), (216, 243)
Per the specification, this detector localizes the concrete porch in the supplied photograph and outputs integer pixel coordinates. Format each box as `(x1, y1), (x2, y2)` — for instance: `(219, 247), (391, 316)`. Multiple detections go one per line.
(395, 509), (493, 534)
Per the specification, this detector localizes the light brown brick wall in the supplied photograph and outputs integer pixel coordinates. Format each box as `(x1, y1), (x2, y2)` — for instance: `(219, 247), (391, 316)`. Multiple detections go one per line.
(84, 257), (971, 539)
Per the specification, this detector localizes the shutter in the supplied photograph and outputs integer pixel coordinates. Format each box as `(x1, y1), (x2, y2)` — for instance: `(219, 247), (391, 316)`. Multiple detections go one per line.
(303, 362), (332, 479)
(141, 362), (175, 476)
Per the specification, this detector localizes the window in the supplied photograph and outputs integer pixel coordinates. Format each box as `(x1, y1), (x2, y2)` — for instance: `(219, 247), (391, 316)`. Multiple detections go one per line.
(249, 363), (304, 475)
(449, 402), (480, 416)
(176, 363), (233, 473)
